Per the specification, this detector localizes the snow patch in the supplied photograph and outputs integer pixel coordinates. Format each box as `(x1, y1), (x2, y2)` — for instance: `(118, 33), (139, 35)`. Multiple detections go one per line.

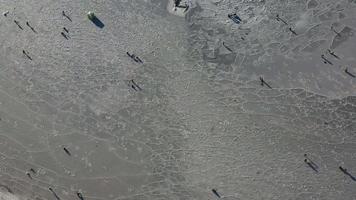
(295, 12), (311, 33)
(0, 192), (28, 200)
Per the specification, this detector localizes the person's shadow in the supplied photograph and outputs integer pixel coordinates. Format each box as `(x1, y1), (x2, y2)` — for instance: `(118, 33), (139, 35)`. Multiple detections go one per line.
(339, 166), (356, 181)
(345, 171), (356, 181)
(90, 16), (104, 28)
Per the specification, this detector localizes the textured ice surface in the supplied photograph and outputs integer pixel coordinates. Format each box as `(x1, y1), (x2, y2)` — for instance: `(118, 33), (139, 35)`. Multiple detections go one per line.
(0, 0), (355, 199)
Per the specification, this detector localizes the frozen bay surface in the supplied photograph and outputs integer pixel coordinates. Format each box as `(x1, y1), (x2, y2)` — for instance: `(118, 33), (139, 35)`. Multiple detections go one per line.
(0, 0), (356, 199)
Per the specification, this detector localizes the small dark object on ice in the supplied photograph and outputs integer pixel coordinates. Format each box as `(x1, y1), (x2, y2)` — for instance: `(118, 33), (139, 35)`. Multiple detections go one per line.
(222, 42), (233, 52)
(30, 168), (36, 174)
(61, 32), (68, 39)
(345, 68), (356, 78)
(132, 80), (142, 90)
(133, 56), (143, 63)
(339, 166), (347, 173)
(62, 11), (72, 22)
(49, 187), (61, 200)
(126, 52), (135, 60)
(327, 49), (340, 59)
(22, 50), (32, 60)
(14, 20), (23, 30)
(289, 27), (297, 35)
(63, 147), (71, 156)
(126, 52), (143, 63)
(259, 77), (272, 89)
(175, 3), (189, 12)
(339, 166), (356, 181)
(129, 79), (142, 91)
(228, 13), (242, 24)
(26, 21), (37, 33)
(331, 26), (341, 37)
(321, 54), (333, 65)
(26, 172), (33, 179)
(63, 27), (69, 33)
(304, 159), (318, 172)
(276, 14), (288, 25)
(77, 192), (84, 200)
(304, 154), (319, 170)
(212, 189), (221, 198)
(174, 0), (182, 7)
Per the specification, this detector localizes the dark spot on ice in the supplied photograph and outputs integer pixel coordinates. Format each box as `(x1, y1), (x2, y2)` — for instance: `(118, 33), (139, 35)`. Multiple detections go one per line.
(90, 16), (105, 28)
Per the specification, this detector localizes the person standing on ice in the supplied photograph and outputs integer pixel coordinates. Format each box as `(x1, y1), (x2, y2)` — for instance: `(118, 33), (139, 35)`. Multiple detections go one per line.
(228, 13), (241, 24)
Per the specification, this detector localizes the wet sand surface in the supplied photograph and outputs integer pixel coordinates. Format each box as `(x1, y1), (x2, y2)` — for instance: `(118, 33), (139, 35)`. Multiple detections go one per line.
(0, 0), (355, 199)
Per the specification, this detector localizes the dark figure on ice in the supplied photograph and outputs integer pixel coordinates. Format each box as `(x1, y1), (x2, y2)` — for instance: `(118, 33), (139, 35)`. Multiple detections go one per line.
(49, 187), (61, 200)
(62, 11), (72, 22)
(126, 52), (135, 60)
(61, 32), (68, 39)
(30, 168), (36, 174)
(212, 189), (221, 198)
(175, 2), (189, 12)
(259, 77), (272, 89)
(327, 49), (340, 59)
(77, 192), (84, 200)
(22, 50), (32, 60)
(3, 11), (9, 17)
(276, 14), (288, 25)
(63, 27), (69, 33)
(174, 0), (182, 7)
(14, 20), (23, 30)
(339, 166), (347, 173)
(134, 56), (143, 63)
(339, 166), (356, 181)
(304, 159), (318, 172)
(345, 68), (356, 78)
(304, 154), (319, 170)
(26, 172), (33, 179)
(129, 79), (142, 91)
(288, 27), (297, 35)
(228, 13), (242, 24)
(222, 42), (233, 52)
(126, 52), (143, 63)
(63, 147), (71, 156)
(331, 26), (341, 37)
(26, 21), (37, 33)
(321, 54), (333, 65)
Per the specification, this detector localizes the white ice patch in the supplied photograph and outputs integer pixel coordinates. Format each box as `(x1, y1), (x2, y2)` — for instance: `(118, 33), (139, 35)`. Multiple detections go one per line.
(0, 192), (28, 200)
(295, 12), (311, 33)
